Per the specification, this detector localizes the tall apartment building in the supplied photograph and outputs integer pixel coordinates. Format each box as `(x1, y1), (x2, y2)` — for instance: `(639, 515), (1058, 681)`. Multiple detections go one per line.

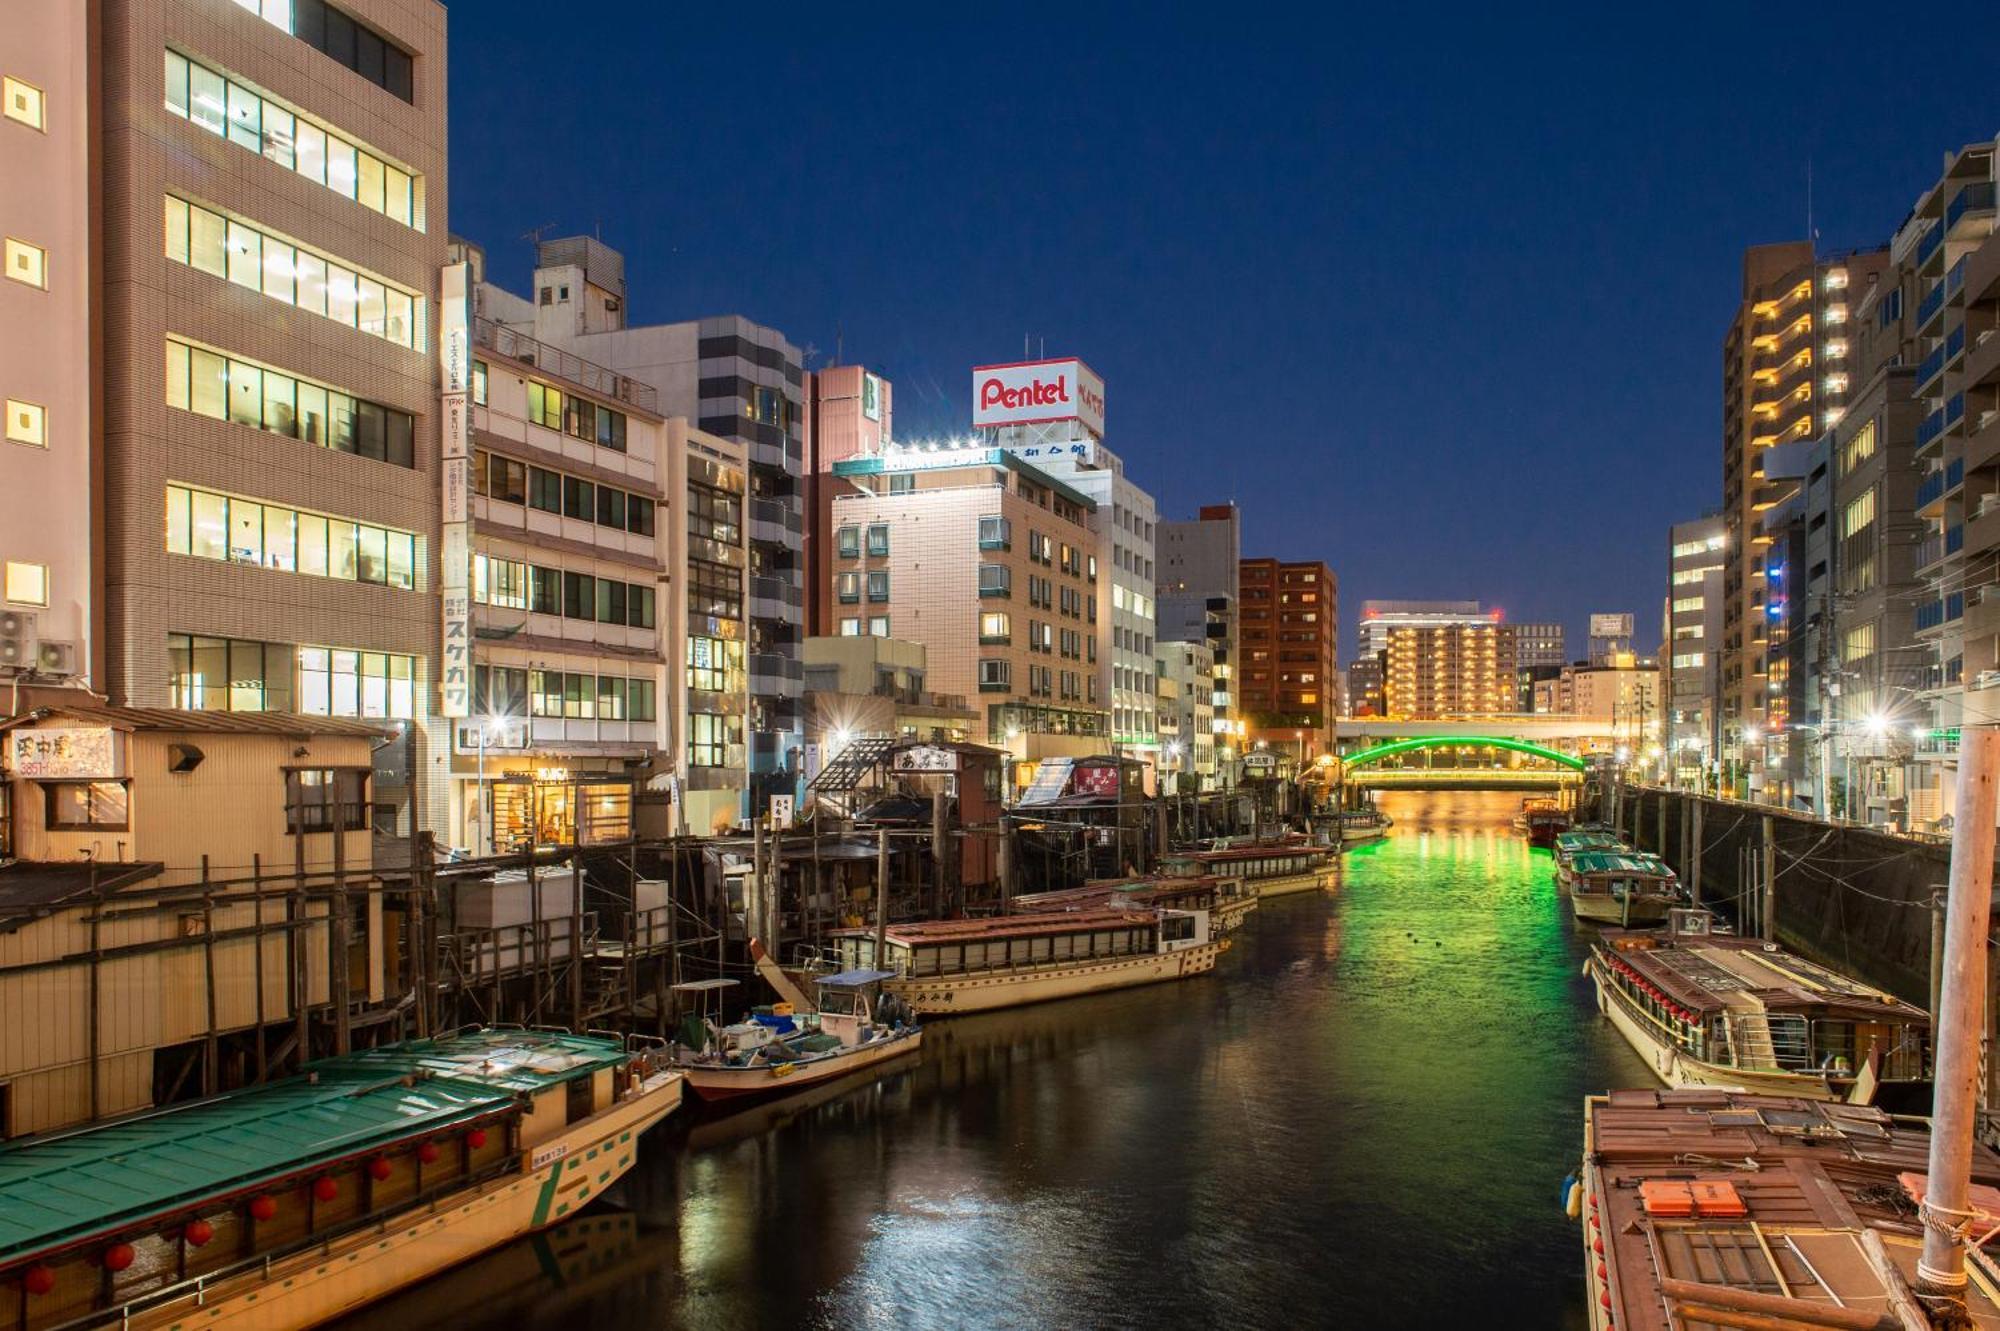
(1909, 138), (2000, 826)
(1382, 620), (1511, 720)
(805, 365), (890, 635)
(1720, 241), (1889, 786)
(1157, 638), (1217, 788)
(482, 236), (805, 807)
(1356, 600), (1483, 658)
(1157, 503), (1241, 762)
(1664, 515), (1726, 784)
(1237, 559), (1337, 751)
(0, 1), (455, 829)
(824, 446), (1107, 749)
(1344, 654), (1384, 717)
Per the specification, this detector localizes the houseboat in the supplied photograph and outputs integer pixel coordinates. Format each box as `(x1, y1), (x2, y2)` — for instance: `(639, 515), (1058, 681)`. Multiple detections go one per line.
(1161, 839), (1337, 899)
(1552, 829), (1624, 874)
(1585, 918), (1929, 1103)
(1577, 1089), (2000, 1330)
(1517, 798), (1570, 847)
(828, 907), (1225, 1015)
(1009, 870), (1258, 933)
(1566, 850), (1685, 925)
(0, 1028), (682, 1330)
(670, 971), (922, 1102)
(1336, 808), (1393, 845)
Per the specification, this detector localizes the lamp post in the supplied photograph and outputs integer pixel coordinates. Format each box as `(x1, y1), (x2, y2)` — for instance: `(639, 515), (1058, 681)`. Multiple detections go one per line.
(475, 716), (493, 856)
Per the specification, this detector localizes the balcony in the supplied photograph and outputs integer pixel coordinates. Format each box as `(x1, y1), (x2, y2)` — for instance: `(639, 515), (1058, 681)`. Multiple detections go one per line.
(748, 652), (804, 698)
(1918, 728), (1961, 760)
(748, 496), (801, 547)
(1918, 340), (1949, 393)
(1918, 406), (1948, 452)
(1947, 181), (1997, 238)
(1919, 220), (1945, 269)
(1919, 280), (1948, 331)
(474, 317), (658, 413)
(1950, 523), (1967, 555)
(1947, 392), (1966, 432)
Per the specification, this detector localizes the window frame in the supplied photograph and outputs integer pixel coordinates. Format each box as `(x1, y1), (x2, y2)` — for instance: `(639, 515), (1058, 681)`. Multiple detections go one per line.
(44, 780), (130, 832)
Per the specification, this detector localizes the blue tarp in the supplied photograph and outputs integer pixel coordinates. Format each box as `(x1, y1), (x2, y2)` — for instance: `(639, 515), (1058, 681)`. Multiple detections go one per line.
(818, 969), (898, 988)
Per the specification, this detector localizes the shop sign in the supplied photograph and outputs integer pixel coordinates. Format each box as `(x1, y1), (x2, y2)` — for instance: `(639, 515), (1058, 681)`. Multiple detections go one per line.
(770, 794), (794, 827)
(7, 727), (120, 779)
(1073, 764), (1120, 797)
(440, 590), (471, 718)
(971, 358), (1105, 436)
(892, 745), (957, 772)
(862, 373), (882, 422)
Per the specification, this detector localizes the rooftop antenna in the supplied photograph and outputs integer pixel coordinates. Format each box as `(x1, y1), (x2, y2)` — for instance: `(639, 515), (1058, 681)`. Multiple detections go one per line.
(520, 222), (558, 256)
(834, 324), (844, 368)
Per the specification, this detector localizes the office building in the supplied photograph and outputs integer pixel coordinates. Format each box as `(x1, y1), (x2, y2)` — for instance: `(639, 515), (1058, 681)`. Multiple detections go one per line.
(1664, 515), (1725, 786)
(1720, 241), (1889, 784)
(482, 235), (805, 807)
(1158, 637), (1217, 788)
(1157, 503), (1241, 764)
(805, 365), (891, 636)
(1382, 618), (1510, 720)
(1238, 558), (1337, 751)
(1345, 654), (1384, 718)
(801, 635), (977, 764)
(1355, 600), (1483, 659)
(1507, 622), (1565, 711)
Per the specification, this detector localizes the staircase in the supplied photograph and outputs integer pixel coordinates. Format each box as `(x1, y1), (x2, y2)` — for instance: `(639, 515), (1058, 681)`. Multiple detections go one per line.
(1730, 1013), (1778, 1070)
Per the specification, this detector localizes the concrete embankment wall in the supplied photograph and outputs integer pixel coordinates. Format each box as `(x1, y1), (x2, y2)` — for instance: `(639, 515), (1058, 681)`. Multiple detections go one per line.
(1610, 786), (1950, 1007)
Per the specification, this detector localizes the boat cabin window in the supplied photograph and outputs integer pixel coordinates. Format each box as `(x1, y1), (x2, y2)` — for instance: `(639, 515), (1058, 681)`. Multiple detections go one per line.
(1162, 915), (1196, 943)
(1766, 1014), (1811, 1069)
(1812, 1020), (1857, 1072)
(819, 987), (864, 1016)
(566, 1072), (595, 1123)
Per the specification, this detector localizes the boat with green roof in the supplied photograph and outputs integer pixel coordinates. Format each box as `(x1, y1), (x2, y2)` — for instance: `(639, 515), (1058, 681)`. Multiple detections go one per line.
(0, 1026), (681, 1330)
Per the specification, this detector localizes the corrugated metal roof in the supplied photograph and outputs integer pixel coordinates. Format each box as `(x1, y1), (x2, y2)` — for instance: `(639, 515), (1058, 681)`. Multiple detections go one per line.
(0, 861), (164, 925)
(835, 909), (1159, 945)
(0, 1029), (626, 1265)
(0, 705), (390, 739)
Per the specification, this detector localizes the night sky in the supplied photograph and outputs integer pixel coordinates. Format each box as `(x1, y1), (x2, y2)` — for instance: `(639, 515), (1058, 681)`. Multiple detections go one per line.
(446, 3), (1997, 660)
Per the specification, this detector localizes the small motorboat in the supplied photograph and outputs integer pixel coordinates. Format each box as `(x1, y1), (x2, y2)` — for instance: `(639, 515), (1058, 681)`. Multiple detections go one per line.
(671, 971), (922, 1102)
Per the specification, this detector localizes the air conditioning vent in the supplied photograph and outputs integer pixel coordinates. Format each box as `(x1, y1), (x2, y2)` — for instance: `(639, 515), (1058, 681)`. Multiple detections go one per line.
(0, 610), (36, 669)
(35, 640), (76, 676)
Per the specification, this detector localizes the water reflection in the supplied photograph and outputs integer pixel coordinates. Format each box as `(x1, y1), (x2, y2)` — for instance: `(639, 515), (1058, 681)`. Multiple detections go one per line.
(373, 790), (1646, 1329)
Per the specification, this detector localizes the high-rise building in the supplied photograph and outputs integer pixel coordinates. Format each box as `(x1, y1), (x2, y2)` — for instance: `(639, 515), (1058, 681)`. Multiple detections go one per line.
(1157, 503), (1241, 763)
(1238, 558), (1337, 751)
(1507, 622), (1565, 711)
(1354, 600), (1483, 660)
(1909, 137), (1999, 828)
(1382, 619), (1511, 720)
(1157, 638), (1216, 788)
(1344, 654), (1384, 718)
(483, 236), (806, 807)
(1720, 241), (1889, 786)
(805, 365), (891, 637)
(1, 0), (456, 831)
(1664, 515), (1726, 786)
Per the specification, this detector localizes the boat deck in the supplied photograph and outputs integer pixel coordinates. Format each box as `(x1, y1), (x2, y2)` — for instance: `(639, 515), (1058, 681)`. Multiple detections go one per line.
(1583, 1088), (2000, 1328)
(1605, 934), (1927, 1020)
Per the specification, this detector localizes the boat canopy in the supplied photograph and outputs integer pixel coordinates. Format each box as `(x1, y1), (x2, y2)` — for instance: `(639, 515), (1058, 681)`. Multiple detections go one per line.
(1570, 851), (1674, 877)
(0, 1029), (627, 1266)
(671, 978), (742, 992)
(817, 969), (898, 988)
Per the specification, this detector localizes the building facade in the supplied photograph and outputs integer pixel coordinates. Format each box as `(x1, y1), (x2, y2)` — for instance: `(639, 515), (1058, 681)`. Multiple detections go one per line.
(1157, 637), (1216, 788)
(1237, 558), (1337, 751)
(1664, 514), (1725, 786)
(1720, 241), (1889, 787)
(1507, 622), (1565, 711)
(1157, 503), (1241, 765)
(1345, 654), (1384, 718)
(805, 365), (891, 636)
(1382, 619), (1511, 720)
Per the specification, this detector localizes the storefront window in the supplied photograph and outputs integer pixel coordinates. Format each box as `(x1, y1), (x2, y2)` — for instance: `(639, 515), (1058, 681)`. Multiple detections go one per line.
(46, 781), (130, 830)
(489, 777), (632, 849)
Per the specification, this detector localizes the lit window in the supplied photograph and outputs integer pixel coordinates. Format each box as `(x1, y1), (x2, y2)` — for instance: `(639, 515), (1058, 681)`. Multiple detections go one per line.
(1824, 339), (1848, 359)
(4, 237), (46, 289)
(4, 561), (49, 606)
(3, 76), (45, 130)
(5, 399), (45, 447)
(1825, 305), (1847, 325)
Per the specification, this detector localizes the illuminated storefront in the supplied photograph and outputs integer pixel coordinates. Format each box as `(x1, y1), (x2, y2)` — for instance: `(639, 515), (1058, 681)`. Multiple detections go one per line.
(485, 767), (633, 850)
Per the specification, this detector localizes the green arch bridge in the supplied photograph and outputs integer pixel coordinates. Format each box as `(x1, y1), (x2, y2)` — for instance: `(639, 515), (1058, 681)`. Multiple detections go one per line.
(1335, 735), (1586, 787)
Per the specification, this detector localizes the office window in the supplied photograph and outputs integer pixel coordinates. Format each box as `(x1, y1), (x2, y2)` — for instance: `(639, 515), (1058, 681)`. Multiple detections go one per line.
(526, 381), (562, 430)
(627, 496), (655, 537)
(687, 637), (731, 692)
(1841, 488), (1876, 540)
(4, 76), (45, 131)
(4, 238), (46, 289)
(978, 660), (1012, 690)
(530, 564), (558, 615)
(837, 571), (860, 603)
(596, 485), (626, 531)
(471, 359), (488, 405)
(5, 399), (45, 448)
(866, 571), (890, 602)
(3, 561), (48, 606)
(298, 645), (414, 719)
(292, 0), (414, 103)
(869, 616), (890, 638)
(164, 339), (413, 467)
(163, 196), (422, 349)
(839, 617), (862, 636)
(563, 475), (593, 520)
(688, 713), (737, 768)
(980, 611), (1011, 643)
(169, 634), (294, 713)
(978, 564), (1010, 597)
(866, 524), (889, 556)
(836, 526), (860, 558)
(978, 515), (1011, 550)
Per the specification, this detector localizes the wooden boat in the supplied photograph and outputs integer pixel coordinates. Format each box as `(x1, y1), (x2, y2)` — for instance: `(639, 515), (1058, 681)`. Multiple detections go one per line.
(1009, 870), (1258, 934)
(1552, 830), (1624, 874)
(1585, 915), (1929, 1103)
(1576, 1089), (2000, 1329)
(828, 907), (1225, 1015)
(1161, 838), (1337, 899)
(670, 971), (922, 1102)
(1517, 798), (1570, 847)
(1566, 850), (1685, 925)
(1336, 808), (1393, 845)
(0, 1028), (682, 1331)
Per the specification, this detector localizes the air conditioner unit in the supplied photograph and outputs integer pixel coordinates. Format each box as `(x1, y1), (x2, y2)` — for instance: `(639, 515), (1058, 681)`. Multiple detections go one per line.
(35, 640), (76, 677)
(0, 610), (36, 669)
(1986, 586), (2000, 606)
(1981, 492), (2000, 519)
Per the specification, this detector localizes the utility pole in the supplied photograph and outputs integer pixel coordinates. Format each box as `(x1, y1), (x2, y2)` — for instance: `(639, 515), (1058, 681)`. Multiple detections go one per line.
(873, 829), (890, 969)
(1759, 814), (1776, 944)
(1918, 726), (2000, 1299)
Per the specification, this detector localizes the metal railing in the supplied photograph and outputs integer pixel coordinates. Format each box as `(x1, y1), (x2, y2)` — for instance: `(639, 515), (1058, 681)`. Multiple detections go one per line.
(475, 317), (658, 413)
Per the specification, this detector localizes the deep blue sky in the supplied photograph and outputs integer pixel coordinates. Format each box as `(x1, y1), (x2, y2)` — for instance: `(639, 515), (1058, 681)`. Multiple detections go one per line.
(446, 3), (1996, 659)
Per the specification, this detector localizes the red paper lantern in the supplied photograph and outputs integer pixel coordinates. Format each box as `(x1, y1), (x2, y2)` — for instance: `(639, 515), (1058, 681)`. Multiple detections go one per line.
(249, 1195), (277, 1222)
(417, 1141), (441, 1165)
(367, 1157), (392, 1182)
(22, 1264), (55, 1296)
(1592, 1237), (1604, 1254)
(466, 1128), (488, 1150)
(184, 1219), (214, 1247)
(102, 1243), (135, 1273)
(312, 1176), (339, 1203)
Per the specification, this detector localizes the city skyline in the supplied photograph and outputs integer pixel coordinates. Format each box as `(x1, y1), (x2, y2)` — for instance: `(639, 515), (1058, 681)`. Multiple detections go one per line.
(447, 3), (1998, 653)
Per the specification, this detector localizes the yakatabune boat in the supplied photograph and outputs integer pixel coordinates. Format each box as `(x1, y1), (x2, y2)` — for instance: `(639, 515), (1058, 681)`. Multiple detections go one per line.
(0, 1028), (681, 1330)
(1009, 869), (1258, 933)
(829, 906), (1225, 1015)
(1336, 808), (1393, 845)
(1552, 829), (1625, 873)
(1566, 850), (1685, 925)
(1586, 918), (1929, 1103)
(1518, 798), (1570, 847)
(1161, 838), (1337, 898)
(670, 970), (922, 1102)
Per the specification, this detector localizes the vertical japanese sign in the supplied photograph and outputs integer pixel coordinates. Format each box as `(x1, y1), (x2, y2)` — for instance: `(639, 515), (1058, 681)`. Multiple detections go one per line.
(439, 261), (472, 718)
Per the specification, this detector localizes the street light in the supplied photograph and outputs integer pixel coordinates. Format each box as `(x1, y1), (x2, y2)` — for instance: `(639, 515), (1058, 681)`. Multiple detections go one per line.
(476, 715), (503, 857)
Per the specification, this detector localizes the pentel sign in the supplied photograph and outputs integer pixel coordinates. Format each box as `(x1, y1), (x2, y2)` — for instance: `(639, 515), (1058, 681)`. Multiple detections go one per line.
(971, 358), (1105, 436)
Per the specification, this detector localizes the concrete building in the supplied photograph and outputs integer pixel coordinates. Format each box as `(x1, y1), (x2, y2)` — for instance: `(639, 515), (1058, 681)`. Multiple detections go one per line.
(801, 636), (977, 765)
(1908, 137), (2000, 828)
(805, 365), (890, 636)
(1157, 503), (1241, 766)
(1664, 514), (1726, 786)
(1238, 558), (1337, 752)
(1355, 600), (1484, 659)
(0, 0), (456, 835)
(1507, 622), (1565, 711)
(1345, 654), (1384, 718)
(1157, 637), (1216, 789)
(1382, 619), (1511, 720)
(1756, 434), (1830, 805)
(481, 235), (805, 808)
(824, 445), (1107, 753)
(1720, 241), (1890, 783)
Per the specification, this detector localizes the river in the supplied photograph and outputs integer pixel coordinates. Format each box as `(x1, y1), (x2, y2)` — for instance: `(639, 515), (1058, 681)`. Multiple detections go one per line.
(353, 789), (1652, 1330)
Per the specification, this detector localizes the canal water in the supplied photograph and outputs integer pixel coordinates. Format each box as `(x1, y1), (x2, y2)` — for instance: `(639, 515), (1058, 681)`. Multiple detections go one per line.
(354, 789), (1651, 1330)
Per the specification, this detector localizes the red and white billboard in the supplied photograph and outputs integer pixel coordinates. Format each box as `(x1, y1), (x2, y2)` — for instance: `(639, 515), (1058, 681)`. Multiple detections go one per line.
(971, 358), (1105, 437)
